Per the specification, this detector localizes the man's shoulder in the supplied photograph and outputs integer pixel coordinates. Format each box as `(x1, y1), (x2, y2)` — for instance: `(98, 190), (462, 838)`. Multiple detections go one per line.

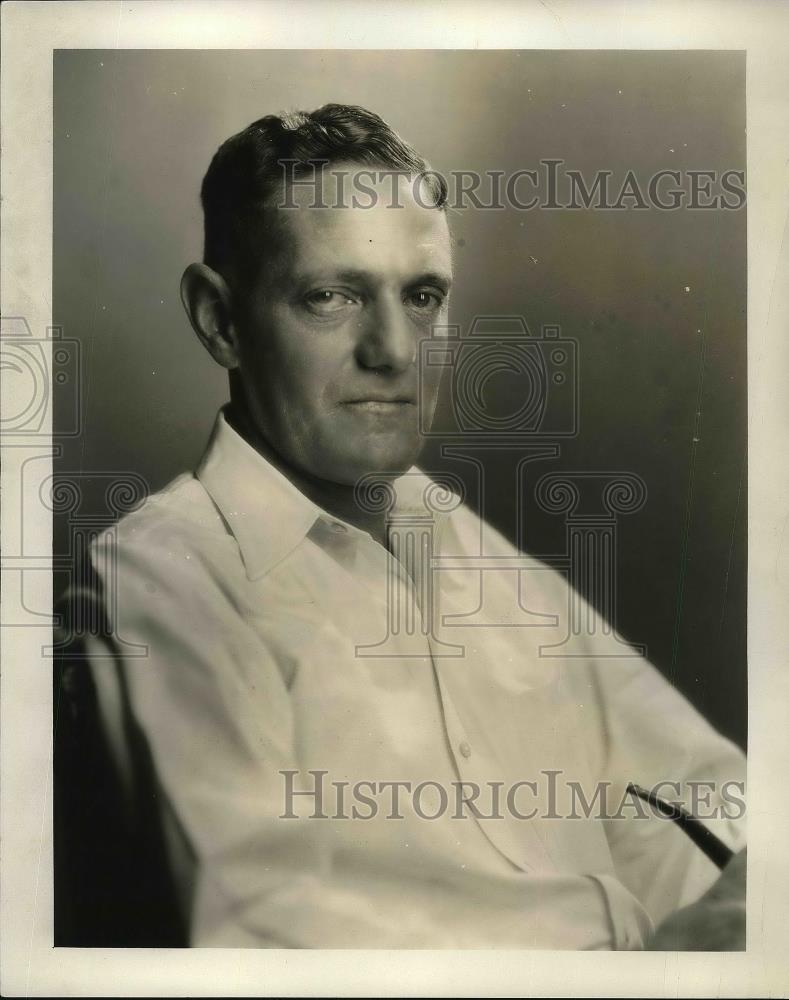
(111, 472), (225, 543)
(90, 471), (236, 583)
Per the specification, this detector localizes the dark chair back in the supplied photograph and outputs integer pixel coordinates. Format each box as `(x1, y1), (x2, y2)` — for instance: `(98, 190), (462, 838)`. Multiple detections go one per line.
(53, 546), (189, 947)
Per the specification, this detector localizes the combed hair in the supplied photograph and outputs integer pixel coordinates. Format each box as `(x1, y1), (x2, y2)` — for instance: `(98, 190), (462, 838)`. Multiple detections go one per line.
(200, 103), (447, 287)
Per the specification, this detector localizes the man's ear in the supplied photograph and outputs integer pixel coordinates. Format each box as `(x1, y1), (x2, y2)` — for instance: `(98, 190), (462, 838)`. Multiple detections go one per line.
(180, 263), (241, 369)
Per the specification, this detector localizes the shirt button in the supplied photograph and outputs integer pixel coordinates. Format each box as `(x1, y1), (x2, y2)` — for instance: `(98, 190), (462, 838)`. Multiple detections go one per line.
(459, 740), (472, 759)
(330, 522), (348, 534)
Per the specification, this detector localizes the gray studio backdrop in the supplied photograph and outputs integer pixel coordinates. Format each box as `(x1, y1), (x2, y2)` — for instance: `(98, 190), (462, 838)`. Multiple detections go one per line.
(53, 49), (746, 748)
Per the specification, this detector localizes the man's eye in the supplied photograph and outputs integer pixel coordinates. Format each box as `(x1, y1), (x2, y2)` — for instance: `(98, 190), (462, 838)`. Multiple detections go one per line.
(406, 290), (444, 311)
(304, 290), (357, 315)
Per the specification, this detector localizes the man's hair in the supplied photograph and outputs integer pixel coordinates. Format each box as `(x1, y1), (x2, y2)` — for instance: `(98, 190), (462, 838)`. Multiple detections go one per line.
(200, 103), (447, 288)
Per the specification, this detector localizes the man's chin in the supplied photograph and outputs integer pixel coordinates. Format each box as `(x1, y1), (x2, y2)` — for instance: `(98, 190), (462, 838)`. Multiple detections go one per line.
(318, 446), (423, 488)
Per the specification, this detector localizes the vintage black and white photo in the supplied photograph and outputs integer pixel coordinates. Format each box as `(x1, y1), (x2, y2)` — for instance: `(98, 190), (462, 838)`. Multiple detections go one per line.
(2, 3), (788, 997)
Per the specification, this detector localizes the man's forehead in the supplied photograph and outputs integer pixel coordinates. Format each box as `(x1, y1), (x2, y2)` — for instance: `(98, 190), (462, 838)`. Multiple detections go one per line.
(266, 165), (452, 280)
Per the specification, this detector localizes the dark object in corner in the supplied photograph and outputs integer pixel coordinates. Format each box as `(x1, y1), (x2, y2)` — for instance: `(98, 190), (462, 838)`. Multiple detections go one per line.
(53, 545), (188, 947)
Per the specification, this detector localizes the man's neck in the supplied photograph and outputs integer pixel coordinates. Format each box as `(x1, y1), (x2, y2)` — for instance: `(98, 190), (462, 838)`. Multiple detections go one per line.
(225, 404), (391, 547)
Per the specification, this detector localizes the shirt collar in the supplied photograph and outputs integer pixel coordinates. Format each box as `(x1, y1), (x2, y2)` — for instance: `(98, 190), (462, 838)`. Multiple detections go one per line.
(195, 408), (456, 581)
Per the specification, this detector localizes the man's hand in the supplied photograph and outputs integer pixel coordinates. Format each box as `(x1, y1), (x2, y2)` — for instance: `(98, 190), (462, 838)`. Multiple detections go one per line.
(648, 848), (746, 951)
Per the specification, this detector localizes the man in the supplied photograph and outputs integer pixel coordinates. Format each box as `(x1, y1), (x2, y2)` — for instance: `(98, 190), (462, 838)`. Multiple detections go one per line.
(64, 104), (746, 948)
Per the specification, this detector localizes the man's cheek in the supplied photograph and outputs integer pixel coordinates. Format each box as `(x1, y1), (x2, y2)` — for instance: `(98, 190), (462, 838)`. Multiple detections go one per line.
(418, 372), (443, 425)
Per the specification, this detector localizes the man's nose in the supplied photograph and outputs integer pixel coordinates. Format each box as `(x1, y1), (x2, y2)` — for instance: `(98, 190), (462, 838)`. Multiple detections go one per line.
(354, 297), (416, 374)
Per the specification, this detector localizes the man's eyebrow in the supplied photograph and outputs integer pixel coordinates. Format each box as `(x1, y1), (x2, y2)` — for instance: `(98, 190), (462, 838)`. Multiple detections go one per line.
(409, 271), (453, 292)
(296, 269), (453, 291)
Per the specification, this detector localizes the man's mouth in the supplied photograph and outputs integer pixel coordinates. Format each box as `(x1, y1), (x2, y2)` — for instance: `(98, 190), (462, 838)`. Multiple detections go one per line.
(342, 396), (415, 413)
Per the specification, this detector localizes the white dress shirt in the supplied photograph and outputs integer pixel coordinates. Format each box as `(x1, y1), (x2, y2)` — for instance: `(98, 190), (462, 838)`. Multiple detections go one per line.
(84, 408), (746, 949)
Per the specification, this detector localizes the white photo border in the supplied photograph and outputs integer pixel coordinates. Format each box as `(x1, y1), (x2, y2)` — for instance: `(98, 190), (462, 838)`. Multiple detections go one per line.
(2, 1), (788, 995)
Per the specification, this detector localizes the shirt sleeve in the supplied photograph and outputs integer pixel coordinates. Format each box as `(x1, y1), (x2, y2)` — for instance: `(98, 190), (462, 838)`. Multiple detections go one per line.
(568, 604), (747, 927)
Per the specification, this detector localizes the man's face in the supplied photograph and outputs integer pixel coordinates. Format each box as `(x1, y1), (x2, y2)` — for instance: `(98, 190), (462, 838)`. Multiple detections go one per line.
(232, 164), (452, 485)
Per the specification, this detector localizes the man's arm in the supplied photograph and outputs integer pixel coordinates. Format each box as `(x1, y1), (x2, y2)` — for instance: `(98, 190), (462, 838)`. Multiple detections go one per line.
(648, 846), (746, 951)
(577, 626), (746, 948)
(81, 529), (404, 947)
